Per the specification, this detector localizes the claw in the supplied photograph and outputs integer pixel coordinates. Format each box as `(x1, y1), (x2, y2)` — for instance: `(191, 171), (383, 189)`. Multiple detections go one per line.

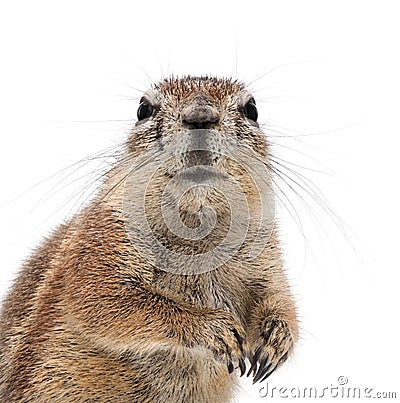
(231, 328), (244, 354)
(238, 358), (246, 377)
(246, 352), (255, 377)
(253, 355), (268, 380)
(227, 361), (234, 374)
(258, 351), (289, 383)
(253, 359), (272, 384)
(246, 359), (257, 377)
(247, 346), (261, 377)
(259, 363), (277, 383)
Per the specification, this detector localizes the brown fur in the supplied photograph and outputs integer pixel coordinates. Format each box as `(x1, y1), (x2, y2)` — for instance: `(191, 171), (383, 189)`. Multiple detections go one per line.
(0, 76), (298, 402)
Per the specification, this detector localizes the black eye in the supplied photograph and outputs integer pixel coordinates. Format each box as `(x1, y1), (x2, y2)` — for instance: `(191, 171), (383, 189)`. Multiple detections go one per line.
(137, 101), (154, 121)
(243, 98), (258, 122)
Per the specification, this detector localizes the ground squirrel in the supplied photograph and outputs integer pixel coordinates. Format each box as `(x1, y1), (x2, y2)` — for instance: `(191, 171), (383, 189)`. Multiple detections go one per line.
(0, 76), (299, 402)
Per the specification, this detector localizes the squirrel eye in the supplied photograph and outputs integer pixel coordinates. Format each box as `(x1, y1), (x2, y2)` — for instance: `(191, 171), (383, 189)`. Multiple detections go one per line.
(137, 101), (154, 121)
(243, 98), (258, 122)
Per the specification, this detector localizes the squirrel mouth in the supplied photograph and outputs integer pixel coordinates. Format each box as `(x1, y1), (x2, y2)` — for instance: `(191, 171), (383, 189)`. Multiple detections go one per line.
(174, 149), (228, 185)
(178, 165), (226, 184)
(165, 149), (224, 183)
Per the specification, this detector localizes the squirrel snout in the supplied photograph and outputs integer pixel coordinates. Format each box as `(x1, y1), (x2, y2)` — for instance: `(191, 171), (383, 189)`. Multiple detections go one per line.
(181, 95), (219, 129)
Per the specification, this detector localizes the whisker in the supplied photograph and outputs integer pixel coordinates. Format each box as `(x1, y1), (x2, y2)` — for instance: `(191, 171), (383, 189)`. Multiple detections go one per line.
(267, 138), (335, 173)
(270, 155), (334, 177)
(1, 142), (127, 209)
(267, 123), (355, 138)
(246, 63), (294, 88)
(267, 157), (353, 249)
(233, 134), (356, 267)
(30, 154), (118, 211)
(65, 119), (136, 124)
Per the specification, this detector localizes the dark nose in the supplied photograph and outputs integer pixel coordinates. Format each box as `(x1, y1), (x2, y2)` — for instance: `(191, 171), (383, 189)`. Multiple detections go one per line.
(181, 95), (219, 129)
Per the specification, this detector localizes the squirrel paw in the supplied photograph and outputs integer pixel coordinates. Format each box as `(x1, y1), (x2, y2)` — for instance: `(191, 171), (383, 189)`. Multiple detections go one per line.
(247, 318), (294, 383)
(201, 310), (248, 376)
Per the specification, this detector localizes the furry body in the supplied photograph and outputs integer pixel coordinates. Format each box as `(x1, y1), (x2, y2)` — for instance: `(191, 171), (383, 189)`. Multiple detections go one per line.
(0, 77), (298, 402)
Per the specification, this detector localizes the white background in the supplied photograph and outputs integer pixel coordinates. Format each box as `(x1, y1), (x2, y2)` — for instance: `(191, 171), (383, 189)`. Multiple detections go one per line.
(0, 1), (399, 401)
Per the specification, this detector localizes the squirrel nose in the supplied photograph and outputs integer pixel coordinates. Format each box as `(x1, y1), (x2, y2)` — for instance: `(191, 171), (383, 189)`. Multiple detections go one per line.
(181, 95), (219, 129)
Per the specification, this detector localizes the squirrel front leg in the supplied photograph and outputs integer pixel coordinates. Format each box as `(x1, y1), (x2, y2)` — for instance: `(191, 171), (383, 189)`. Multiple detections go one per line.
(64, 274), (248, 375)
(247, 268), (299, 383)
